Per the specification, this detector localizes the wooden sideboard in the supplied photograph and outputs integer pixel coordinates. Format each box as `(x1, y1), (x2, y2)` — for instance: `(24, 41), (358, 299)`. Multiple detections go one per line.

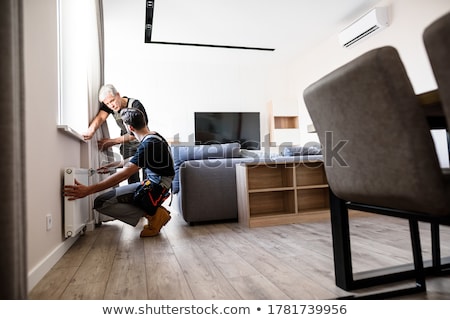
(236, 160), (330, 228)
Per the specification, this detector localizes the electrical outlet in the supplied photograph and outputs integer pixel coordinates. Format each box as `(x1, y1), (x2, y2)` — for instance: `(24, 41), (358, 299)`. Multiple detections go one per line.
(46, 214), (53, 231)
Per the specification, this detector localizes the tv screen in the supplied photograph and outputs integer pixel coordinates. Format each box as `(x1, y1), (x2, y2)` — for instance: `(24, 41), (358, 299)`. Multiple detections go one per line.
(194, 112), (260, 150)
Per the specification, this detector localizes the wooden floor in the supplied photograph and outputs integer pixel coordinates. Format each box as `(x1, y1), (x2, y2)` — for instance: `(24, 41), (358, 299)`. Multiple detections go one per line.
(29, 202), (450, 300)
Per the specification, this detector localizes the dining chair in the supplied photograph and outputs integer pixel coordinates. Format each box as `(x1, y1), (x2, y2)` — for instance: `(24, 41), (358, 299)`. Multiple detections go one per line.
(423, 11), (450, 275)
(423, 12), (450, 126)
(303, 46), (450, 298)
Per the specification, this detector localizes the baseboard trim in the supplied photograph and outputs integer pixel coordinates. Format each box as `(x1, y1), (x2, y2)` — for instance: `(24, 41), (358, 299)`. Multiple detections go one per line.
(27, 234), (79, 292)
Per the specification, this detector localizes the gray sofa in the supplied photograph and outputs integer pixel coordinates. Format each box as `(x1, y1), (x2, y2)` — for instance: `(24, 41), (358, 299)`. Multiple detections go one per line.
(171, 143), (251, 224)
(170, 142), (323, 225)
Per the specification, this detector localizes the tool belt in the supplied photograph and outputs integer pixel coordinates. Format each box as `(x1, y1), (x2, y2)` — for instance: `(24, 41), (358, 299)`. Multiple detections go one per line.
(133, 179), (170, 215)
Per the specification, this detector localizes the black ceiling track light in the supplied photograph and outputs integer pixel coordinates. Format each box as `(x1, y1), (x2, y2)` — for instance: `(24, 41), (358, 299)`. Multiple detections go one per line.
(145, 0), (154, 42)
(144, 0), (275, 51)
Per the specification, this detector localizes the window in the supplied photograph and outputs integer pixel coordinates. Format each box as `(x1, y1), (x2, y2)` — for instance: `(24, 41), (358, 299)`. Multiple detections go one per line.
(57, 0), (99, 138)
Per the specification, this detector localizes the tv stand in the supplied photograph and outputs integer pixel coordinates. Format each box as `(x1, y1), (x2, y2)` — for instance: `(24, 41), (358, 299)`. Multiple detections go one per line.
(236, 159), (330, 227)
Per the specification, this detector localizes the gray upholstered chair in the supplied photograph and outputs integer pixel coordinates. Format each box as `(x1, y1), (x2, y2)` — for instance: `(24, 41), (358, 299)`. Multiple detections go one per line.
(303, 46), (450, 298)
(424, 12), (450, 129)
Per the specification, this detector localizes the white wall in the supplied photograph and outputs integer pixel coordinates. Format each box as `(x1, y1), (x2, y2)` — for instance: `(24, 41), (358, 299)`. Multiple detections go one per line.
(23, 0), (88, 290)
(103, 0), (274, 144)
(103, 0), (450, 152)
(287, 0), (450, 146)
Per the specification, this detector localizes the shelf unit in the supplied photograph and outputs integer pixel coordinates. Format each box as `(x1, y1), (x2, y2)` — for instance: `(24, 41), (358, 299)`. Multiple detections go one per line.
(267, 100), (301, 146)
(236, 161), (330, 227)
(274, 116), (299, 129)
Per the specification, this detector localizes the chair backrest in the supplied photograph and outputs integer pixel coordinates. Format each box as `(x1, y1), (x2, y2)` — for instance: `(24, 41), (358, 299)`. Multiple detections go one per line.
(303, 46), (450, 216)
(423, 12), (450, 128)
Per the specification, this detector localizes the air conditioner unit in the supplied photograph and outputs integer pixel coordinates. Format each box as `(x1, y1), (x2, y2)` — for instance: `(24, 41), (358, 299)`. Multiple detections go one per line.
(338, 7), (389, 48)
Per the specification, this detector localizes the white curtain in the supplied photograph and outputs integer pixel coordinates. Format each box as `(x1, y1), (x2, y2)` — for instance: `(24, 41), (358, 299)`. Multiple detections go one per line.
(82, 0), (108, 171)
(80, 0), (112, 222)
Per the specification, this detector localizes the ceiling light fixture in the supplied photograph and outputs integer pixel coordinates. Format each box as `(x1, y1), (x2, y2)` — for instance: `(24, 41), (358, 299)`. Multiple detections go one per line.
(144, 0), (275, 51)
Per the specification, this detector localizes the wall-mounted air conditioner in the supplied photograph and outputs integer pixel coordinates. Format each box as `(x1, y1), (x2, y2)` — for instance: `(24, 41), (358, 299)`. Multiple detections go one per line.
(338, 7), (389, 48)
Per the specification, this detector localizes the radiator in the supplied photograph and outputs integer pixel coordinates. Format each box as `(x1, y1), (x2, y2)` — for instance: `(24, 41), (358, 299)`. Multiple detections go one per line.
(63, 167), (94, 238)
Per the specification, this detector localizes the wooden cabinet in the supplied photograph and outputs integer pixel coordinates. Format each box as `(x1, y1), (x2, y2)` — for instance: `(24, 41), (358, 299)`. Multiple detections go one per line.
(236, 161), (330, 227)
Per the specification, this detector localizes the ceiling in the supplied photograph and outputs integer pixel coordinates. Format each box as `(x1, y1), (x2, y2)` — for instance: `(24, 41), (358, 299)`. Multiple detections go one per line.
(147, 0), (382, 60)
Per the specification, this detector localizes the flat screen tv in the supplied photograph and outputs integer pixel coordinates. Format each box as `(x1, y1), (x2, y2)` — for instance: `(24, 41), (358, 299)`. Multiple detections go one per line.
(194, 112), (261, 150)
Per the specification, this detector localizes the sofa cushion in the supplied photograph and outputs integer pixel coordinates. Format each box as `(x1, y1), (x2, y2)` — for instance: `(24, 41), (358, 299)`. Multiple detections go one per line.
(171, 142), (241, 193)
(282, 143), (322, 156)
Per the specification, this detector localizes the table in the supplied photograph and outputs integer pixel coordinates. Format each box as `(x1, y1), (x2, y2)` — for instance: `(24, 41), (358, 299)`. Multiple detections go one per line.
(418, 89), (447, 129)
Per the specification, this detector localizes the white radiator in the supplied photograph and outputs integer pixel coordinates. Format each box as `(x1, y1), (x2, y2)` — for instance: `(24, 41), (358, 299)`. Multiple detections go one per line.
(63, 167), (94, 238)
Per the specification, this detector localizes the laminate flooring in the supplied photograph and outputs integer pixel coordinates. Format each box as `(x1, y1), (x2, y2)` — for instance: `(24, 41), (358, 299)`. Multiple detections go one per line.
(29, 203), (450, 300)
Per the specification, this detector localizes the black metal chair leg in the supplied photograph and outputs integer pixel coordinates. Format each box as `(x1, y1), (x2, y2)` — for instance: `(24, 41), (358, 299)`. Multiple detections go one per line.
(330, 192), (427, 298)
(329, 190), (354, 290)
(409, 219), (426, 292)
(431, 223), (441, 272)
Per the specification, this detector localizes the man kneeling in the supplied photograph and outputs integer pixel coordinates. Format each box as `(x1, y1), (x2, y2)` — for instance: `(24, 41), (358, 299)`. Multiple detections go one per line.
(64, 108), (175, 237)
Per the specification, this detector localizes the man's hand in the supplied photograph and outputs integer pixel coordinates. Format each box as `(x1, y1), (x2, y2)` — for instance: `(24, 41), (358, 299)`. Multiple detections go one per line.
(97, 138), (117, 151)
(97, 165), (117, 174)
(64, 179), (91, 200)
(82, 129), (95, 140)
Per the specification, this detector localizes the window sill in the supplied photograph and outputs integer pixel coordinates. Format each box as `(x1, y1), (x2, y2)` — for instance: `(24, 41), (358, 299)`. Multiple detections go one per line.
(57, 125), (87, 143)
